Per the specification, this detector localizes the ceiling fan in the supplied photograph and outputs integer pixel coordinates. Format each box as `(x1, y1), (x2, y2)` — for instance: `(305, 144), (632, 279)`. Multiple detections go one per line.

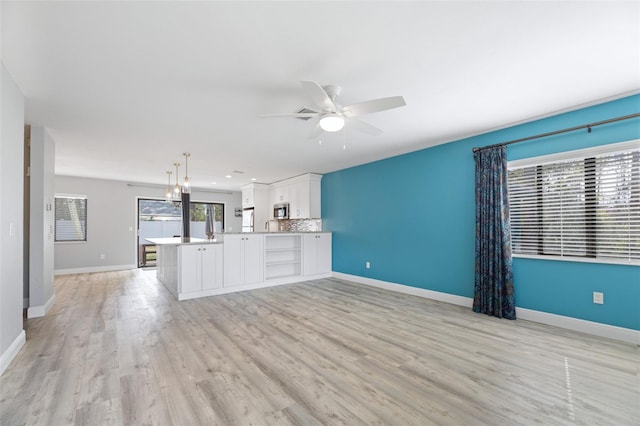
(262, 81), (406, 138)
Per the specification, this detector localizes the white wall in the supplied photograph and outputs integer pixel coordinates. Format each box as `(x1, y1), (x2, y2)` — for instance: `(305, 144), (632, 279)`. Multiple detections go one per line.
(54, 175), (242, 273)
(28, 126), (55, 317)
(0, 63), (26, 375)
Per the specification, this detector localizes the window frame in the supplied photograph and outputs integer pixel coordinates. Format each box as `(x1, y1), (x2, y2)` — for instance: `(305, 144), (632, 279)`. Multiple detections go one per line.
(54, 194), (88, 243)
(507, 139), (640, 266)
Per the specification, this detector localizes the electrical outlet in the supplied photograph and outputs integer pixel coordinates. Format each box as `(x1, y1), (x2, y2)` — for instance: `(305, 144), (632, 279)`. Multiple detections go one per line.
(593, 292), (604, 304)
(100, 254), (106, 260)
(365, 261), (371, 269)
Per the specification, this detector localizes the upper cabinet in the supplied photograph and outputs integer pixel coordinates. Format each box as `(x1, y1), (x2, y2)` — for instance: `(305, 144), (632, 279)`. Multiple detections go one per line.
(270, 184), (290, 206)
(269, 173), (322, 219)
(241, 186), (254, 208)
(241, 183), (270, 229)
(242, 183), (269, 209)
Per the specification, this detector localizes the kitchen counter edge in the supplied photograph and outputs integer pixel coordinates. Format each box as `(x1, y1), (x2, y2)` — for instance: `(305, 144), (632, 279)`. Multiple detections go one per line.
(147, 232), (331, 246)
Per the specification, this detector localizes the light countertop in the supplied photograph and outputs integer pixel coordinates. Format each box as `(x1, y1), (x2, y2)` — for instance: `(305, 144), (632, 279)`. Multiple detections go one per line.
(145, 237), (222, 246)
(222, 231), (331, 235)
(146, 232), (331, 246)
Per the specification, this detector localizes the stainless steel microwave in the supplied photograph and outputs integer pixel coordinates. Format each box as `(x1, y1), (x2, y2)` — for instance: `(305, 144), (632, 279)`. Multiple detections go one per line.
(273, 203), (289, 219)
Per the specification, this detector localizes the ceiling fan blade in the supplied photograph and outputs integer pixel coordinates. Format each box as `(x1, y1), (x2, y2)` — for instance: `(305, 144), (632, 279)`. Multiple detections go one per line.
(341, 96), (406, 117)
(347, 117), (383, 136)
(301, 81), (336, 112)
(307, 117), (323, 140)
(260, 112), (319, 118)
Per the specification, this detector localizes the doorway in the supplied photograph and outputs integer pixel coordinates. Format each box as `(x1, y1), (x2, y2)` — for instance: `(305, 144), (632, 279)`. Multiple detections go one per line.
(137, 198), (225, 268)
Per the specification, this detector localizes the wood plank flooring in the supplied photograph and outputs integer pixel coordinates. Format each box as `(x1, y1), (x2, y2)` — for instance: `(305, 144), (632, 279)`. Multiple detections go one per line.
(1, 269), (638, 425)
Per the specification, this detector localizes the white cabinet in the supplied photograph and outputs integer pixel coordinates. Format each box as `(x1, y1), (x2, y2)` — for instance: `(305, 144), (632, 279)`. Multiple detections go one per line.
(269, 184), (290, 218)
(303, 233), (332, 276)
(241, 183), (270, 229)
(241, 187), (254, 209)
(288, 182), (306, 219)
(223, 234), (264, 287)
(270, 173), (322, 219)
(179, 244), (223, 293)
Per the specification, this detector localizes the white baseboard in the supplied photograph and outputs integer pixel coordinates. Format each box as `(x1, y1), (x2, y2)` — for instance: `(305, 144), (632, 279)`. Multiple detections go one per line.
(27, 293), (56, 318)
(515, 308), (639, 345)
(332, 272), (474, 308)
(332, 272), (639, 345)
(54, 264), (137, 276)
(176, 272), (333, 301)
(0, 330), (25, 376)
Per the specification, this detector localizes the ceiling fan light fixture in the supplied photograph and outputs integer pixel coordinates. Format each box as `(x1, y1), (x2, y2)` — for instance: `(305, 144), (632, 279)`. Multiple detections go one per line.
(319, 114), (345, 132)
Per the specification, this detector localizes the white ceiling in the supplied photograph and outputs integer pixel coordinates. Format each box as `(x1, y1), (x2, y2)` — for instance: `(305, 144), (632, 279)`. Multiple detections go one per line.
(2, 1), (639, 190)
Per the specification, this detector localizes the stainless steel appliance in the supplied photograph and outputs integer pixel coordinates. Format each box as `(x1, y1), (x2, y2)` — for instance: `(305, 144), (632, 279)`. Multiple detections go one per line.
(242, 208), (254, 232)
(273, 203), (289, 220)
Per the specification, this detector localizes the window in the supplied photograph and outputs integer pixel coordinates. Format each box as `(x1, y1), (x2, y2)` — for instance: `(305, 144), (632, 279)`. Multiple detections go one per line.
(508, 140), (640, 264)
(188, 201), (225, 235)
(137, 199), (224, 239)
(137, 198), (225, 267)
(54, 195), (87, 242)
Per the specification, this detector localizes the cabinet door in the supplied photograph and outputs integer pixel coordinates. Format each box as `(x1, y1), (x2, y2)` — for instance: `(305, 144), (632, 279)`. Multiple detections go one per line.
(303, 234), (318, 275)
(201, 245), (222, 290)
(242, 187), (254, 208)
(316, 234), (332, 274)
(223, 236), (244, 287)
(243, 236), (264, 285)
(179, 245), (201, 293)
(289, 182), (309, 219)
(303, 234), (332, 276)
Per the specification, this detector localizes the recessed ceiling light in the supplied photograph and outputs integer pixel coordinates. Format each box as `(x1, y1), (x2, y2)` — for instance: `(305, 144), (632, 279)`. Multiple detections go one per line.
(211, 182), (217, 185)
(225, 175), (232, 179)
(251, 178), (257, 181)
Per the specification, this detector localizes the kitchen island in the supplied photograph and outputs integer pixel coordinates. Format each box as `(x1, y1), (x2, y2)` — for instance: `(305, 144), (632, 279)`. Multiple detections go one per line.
(148, 232), (331, 301)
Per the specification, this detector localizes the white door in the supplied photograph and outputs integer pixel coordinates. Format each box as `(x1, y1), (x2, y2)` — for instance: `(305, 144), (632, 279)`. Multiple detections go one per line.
(200, 245), (220, 291)
(243, 236), (264, 285)
(316, 234), (332, 274)
(303, 234), (318, 275)
(223, 236), (244, 287)
(179, 244), (201, 293)
(303, 234), (332, 276)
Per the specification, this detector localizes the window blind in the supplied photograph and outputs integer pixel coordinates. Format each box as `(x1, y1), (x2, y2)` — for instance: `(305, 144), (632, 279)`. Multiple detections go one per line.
(508, 144), (640, 263)
(54, 196), (87, 242)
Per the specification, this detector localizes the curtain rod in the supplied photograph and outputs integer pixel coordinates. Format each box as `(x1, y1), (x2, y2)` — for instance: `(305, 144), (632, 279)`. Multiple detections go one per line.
(472, 112), (640, 153)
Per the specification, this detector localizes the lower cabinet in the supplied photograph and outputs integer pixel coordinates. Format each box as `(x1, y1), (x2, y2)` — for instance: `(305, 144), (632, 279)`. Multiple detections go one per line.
(156, 233), (331, 301)
(303, 233), (332, 276)
(179, 244), (223, 294)
(223, 234), (264, 287)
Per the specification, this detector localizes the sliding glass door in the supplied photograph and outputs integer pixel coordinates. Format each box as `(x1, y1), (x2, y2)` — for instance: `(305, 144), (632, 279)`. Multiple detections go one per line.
(137, 198), (224, 267)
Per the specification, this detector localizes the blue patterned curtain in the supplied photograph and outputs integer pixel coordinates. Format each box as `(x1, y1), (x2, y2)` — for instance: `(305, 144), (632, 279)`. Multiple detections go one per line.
(473, 146), (516, 319)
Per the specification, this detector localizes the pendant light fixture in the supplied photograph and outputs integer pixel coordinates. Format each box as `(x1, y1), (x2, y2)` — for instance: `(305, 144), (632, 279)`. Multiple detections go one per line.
(173, 162), (181, 196)
(165, 171), (173, 202)
(182, 152), (191, 194)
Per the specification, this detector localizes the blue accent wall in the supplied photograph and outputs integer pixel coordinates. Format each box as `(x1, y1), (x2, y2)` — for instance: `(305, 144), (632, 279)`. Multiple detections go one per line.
(322, 95), (640, 330)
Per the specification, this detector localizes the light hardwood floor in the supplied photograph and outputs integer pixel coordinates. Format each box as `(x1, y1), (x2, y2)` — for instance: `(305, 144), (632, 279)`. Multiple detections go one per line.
(1, 270), (638, 425)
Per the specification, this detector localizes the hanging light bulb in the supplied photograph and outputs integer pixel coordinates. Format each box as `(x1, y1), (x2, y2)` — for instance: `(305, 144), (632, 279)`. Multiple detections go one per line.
(182, 152), (191, 194)
(319, 113), (345, 132)
(173, 162), (181, 197)
(165, 171), (173, 202)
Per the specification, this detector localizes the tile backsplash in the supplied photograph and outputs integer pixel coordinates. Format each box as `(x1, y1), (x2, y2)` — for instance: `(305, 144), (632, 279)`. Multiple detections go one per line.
(278, 219), (323, 232)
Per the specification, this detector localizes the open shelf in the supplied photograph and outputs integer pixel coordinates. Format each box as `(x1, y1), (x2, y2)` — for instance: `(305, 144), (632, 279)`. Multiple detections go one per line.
(265, 234), (302, 280)
(266, 260), (302, 266)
